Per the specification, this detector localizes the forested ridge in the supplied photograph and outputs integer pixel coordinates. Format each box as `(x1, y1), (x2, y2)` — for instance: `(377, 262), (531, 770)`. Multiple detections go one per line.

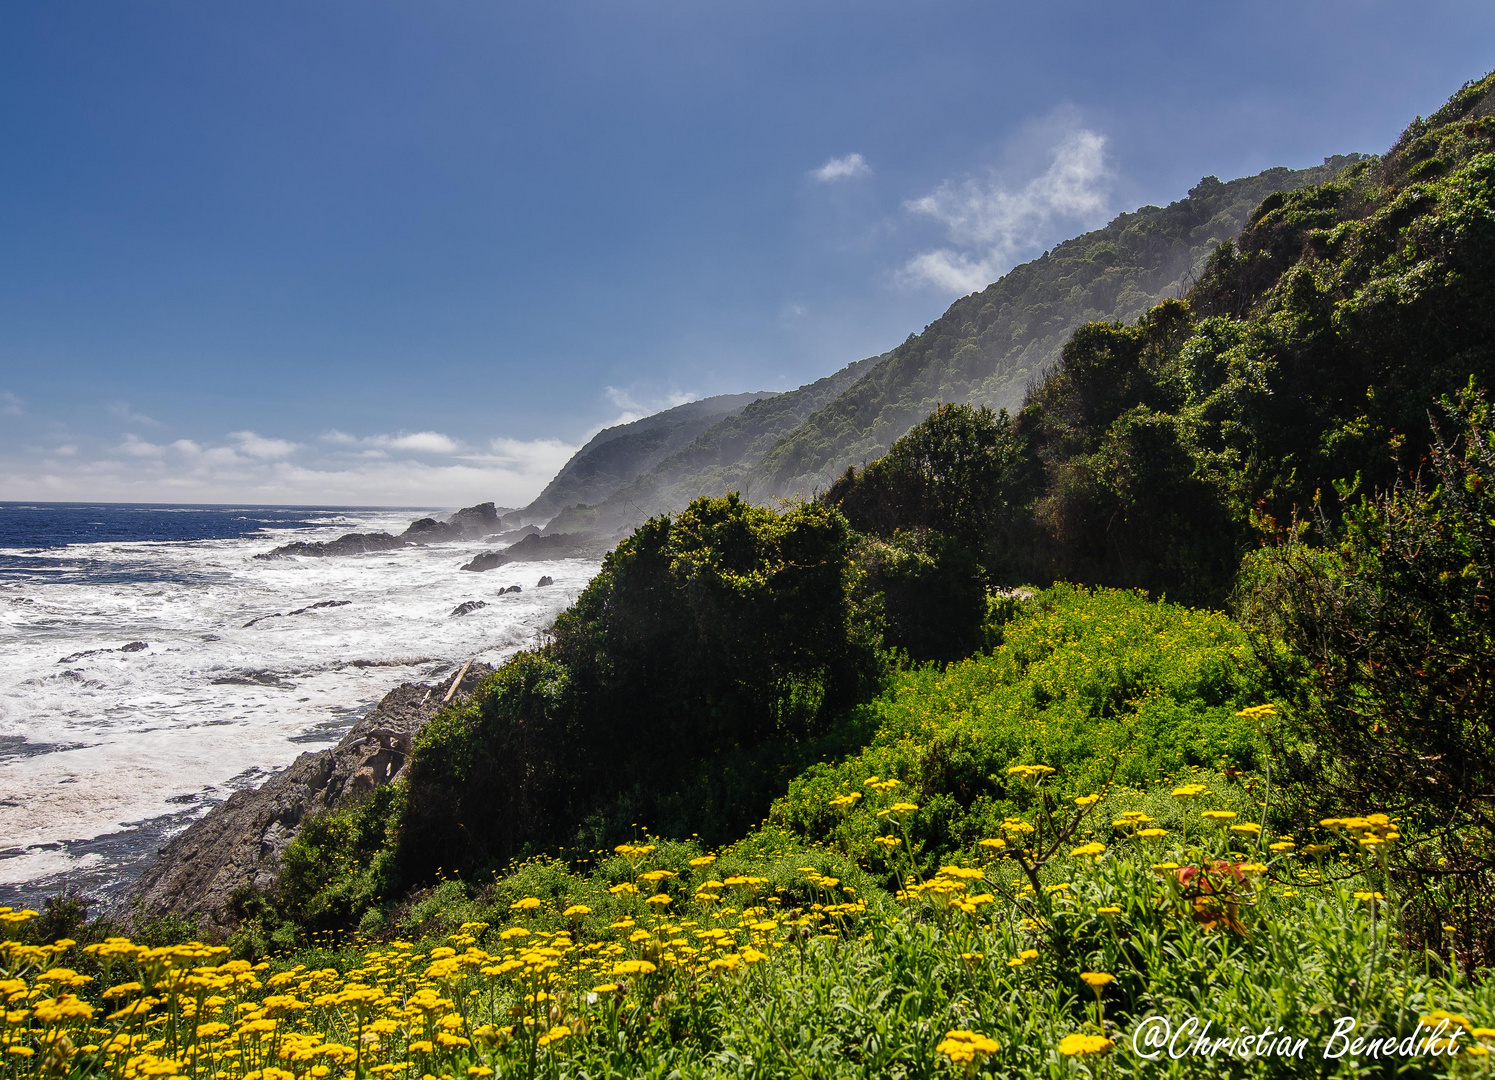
(519, 392), (774, 521)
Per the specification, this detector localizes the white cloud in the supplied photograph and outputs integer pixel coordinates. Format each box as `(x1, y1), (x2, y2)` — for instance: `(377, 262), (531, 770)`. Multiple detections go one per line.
(603, 386), (640, 412)
(476, 437), (579, 478)
(386, 431), (458, 454)
(0, 438), (580, 507)
(229, 431), (300, 460)
(1, 420), (580, 507)
(108, 402), (162, 427)
(902, 128), (1113, 295)
(1, 392), (21, 417)
(120, 434), (164, 458)
(812, 153), (870, 182)
(598, 386), (695, 430)
(318, 429), (461, 454)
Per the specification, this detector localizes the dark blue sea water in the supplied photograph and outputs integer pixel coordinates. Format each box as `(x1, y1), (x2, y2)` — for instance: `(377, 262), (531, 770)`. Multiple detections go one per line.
(0, 502), (401, 551)
(0, 503), (413, 586)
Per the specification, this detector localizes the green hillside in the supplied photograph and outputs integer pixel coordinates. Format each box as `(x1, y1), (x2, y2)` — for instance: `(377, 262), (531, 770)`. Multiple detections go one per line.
(545, 158), (1359, 541)
(752, 157), (1361, 499)
(520, 391), (774, 521)
(544, 355), (880, 537)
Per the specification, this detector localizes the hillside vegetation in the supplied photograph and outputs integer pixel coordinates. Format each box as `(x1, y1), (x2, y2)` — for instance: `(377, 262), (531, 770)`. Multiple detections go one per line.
(519, 392), (774, 521)
(827, 77), (1495, 607)
(9, 74), (1495, 1080)
(753, 157), (1360, 500)
(544, 356), (880, 539)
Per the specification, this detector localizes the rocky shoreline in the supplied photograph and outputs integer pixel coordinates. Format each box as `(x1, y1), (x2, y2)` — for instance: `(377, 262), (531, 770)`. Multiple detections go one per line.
(121, 661), (496, 936)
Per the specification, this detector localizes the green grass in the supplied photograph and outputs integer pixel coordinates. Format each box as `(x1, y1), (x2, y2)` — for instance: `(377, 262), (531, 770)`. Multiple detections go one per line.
(769, 585), (1265, 877)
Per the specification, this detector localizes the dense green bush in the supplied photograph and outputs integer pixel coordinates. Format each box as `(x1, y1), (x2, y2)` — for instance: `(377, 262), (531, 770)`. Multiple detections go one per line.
(1241, 381), (1495, 962)
(393, 494), (884, 885)
(823, 403), (1033, 660)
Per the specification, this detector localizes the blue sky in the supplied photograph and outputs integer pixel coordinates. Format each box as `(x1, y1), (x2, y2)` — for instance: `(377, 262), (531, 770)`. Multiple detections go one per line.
(2, 1), (1493, 506)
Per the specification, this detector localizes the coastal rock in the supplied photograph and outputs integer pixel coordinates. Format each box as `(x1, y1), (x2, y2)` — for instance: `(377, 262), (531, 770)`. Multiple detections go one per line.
(460, 551), (508, 573)
(254, 532), (406, 560)
(58, 641), (151, 664)
(242, 600), (351, 629)
(499, 585), (521, 595)
(480, 525), (541, 544)
(536, 576), (553, 587)
(450, 601), (487, 617)
(401, 502), (503, 543)
(123, 663), (494, 936)
(253, 503), (518, 559)
(460, 533), (589, 572)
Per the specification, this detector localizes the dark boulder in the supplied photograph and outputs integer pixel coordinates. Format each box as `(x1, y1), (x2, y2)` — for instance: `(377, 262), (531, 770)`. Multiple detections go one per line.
(505, 532), (586, 559)
(462, 532), (592, 571)
(450, 600), (487, 617)
(401, 502), (505, 543)
(255, 532), (407, 560)
(460, 550), (509, 573)
(536, 576), (554, 587)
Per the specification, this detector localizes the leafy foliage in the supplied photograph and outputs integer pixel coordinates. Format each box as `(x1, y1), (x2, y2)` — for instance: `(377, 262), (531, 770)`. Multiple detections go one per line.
(1241, 382), (1495, 960)
(393, 495), (884, 885)
(824, 403), (1033, 660)
(20, 777), (1495, 1080)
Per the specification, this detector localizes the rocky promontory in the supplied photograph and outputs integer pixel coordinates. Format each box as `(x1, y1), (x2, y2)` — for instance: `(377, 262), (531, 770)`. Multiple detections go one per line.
(123, 662), (494, 935)
(256, 503), (517, 559)
(400, 501), (504, 542)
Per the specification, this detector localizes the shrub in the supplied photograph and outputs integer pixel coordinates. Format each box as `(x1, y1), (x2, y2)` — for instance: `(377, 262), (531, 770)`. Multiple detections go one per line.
(1241, 381), (1495, 960)
(395, 495), (884, 885)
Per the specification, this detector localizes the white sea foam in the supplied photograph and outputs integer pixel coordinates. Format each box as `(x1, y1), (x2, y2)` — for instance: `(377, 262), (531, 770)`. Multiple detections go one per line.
(0, 510), (599, 897)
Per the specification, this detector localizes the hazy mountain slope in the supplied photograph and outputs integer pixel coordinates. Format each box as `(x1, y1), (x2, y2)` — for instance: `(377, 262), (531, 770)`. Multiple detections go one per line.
(545, 355), (880, 537)
(521, 392), (773, 520)
(750, 157), (1363, 498)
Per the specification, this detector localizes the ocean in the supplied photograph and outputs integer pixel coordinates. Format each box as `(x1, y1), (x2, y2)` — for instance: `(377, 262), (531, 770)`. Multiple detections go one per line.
(0, 502), (599, 907)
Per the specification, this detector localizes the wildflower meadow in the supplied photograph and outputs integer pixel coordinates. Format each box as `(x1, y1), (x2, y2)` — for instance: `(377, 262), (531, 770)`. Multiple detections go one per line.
(6, 762), (1494, 1079)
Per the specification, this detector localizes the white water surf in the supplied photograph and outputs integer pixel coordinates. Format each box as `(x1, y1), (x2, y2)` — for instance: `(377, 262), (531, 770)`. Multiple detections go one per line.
(0, 509), (599, 901)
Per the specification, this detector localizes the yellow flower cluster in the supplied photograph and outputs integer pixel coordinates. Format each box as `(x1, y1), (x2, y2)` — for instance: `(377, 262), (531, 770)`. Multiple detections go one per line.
(936, 1028), (999, 1063)
(1320, 814), (1400, 848)
(0, 852), (872, 1080)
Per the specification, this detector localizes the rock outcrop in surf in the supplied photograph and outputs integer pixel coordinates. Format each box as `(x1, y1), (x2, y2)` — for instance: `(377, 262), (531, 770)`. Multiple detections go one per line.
(460, 533), (590, 572)
(255, 503), (517, 560)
